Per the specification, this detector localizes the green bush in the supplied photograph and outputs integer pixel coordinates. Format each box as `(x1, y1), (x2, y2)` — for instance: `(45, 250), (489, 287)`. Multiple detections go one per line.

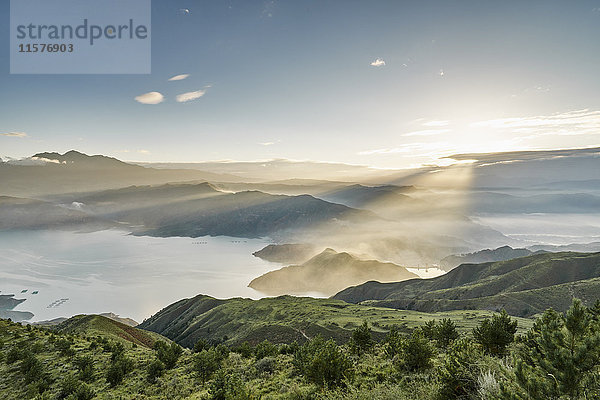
(504, 299), (600, 399)
(146, 359), (165, 384)
(294, 336), (353, 387)
(106, 355), (134, 387)
(472, 310), (517, 357)
(349, 321), (374, 354)
(395, 331), (435, 373)
(254, 340), (278, 360)
(74, 355), (95, 382)
(154, 341), (183, 369)
(436, 338), (482, 400)
(194, 348), (223, 383)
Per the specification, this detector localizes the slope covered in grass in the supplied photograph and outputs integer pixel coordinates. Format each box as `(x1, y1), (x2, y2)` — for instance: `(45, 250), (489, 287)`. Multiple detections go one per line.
(334, 252), (600, 316)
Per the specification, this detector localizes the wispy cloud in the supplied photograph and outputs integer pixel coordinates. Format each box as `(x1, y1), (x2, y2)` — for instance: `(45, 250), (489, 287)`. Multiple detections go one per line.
(259, 142), (275, 146)
(135, 92), (164, 105)
(168, 74), (190, 81)
(358, 142), (449, 156)
(0, 131), (27, 138)
(370, 58), (386, 67)
(423, 120), (450, 127)
(402, 129), (451, 137)
(118, 149), (151, 155)
(176, 90), (206, 103)
(471, 109), (600, 137)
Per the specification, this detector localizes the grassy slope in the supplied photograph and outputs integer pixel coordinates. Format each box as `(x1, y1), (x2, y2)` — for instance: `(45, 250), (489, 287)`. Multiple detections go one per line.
(139, 295), (533, 348)
(333, 252), (600, 317)
(54, 315), (168, 348)
(0, 318), (204, 400)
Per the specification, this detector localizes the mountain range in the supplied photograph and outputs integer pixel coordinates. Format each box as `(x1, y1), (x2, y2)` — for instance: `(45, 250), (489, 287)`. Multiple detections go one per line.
(333, 252), (600, 317)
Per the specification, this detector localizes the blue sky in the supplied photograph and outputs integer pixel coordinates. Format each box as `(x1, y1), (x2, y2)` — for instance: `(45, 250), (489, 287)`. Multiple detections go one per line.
(1, 0), (600, 168)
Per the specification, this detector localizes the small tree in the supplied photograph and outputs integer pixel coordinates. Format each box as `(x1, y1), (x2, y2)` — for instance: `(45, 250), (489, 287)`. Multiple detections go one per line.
(194, 348), (222, 383)
(294, 336), (353, 387)
(349, 321), (374, 354)
(396, 331), (435, 372)
(437, 338), (483, 400)
(504, 299), (600, 399)
(154, 341), (183, 369)
(473, 310), (517, 356)
(193, 338), (209, 353)
(146, 359), (165, 384)
(384, 326), (404, 359)
(74, 355), (95, 382)
(254, 340), (278, 360)
(436, 318), (460, 348)
(106, 355), (134, 387)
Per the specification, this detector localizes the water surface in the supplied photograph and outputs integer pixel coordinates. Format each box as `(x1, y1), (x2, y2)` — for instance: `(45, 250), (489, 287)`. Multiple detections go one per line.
(0, 230), (277, 322)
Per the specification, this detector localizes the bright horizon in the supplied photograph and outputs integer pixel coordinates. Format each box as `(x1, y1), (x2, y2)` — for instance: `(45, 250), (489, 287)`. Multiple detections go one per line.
(2, 1), (600, 169)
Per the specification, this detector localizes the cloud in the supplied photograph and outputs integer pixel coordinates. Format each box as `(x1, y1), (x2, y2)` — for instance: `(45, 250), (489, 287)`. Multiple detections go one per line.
(176, 90), (206, 103)
(403, 129), (451, 137)
(259, 142), (275, 146)
(135, 92), (164, 105)
(168, 74), (190, 81)
(471, 109), (600, 137)
(370, 58), (386, 67)
(423, 120), (450, 127)
(0, 132), (27, 138)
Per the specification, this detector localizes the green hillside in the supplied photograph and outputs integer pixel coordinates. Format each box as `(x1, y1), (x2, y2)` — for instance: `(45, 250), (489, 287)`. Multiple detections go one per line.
(54, 315), (167, 348)
(334, 252), (600, 317)
(138, 294), (532, 348)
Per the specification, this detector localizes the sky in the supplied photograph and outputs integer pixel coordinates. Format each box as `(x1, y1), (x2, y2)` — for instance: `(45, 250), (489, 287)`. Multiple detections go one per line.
(1, 0), (600, 169)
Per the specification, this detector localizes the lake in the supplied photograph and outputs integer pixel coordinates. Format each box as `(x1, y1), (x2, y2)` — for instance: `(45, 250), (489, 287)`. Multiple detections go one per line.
(0, 230), (278, 323)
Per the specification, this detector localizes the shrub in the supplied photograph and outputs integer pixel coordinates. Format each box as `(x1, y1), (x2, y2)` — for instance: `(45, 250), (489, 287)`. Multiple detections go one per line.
(55, 338), (75, 357)
(384, 326), (404, 359)
(146, 359), (165, 384)
(154, 341), (183, 369)
(437, 338), (482, 400)
(294, 336), (353, 387)
(254, 340), (278, 360)
(193, 338), (209, 353)
(106, 355), (134, 387)
(472, 310), (517, 357)
(209, 370), (249, 400)
(435, 318), (459, 348)
(74, 355), (95, 382)
(349, 321), (374, 354)
(255, 356), (276, 375)
(396, 331), (435, 373)
(194, 348), (222, 383)
(505, 299), (600, 399)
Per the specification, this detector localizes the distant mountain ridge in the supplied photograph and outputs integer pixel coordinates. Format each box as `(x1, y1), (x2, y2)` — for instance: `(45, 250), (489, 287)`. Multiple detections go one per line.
(0, 150), (242, 197)
(252, 243), (320, 264)
(333, 252), (600, 317)
(249, 248), (419, 296)
(33, 150), (131, 168)
(439, 245), (545, 271)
